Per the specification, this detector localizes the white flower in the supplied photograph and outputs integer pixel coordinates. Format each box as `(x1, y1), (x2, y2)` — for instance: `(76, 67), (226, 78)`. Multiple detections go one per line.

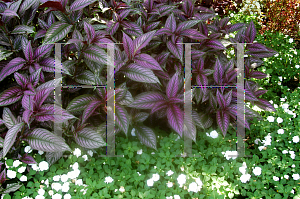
(80, 188), (87, 195)
(48, 190), (54, 196)
(188, 182), (200, 193)
(147, 179), (154, 187)
(289, 38), (293, 43)
(239, 162), (247, 175)
(53, 175), (60, 181)
(240, 174), (251, 183)
(61, 174), (68, 183)
(119, 186), (125, 193)
(38, 188), (45, 195)
(177, 174), (186, 186)
(24, 146), (32, 153)
(39, 161), (49, 171)
(152, 173), (160, 182)
(258, 146), (265, 151)
(273, 176), (279, 181)
(73, 148), (81, 158)
(282, 150), (288, 154)
(137, 149), (143, 155)
(18, 166), (26, 173)
(35, 195), (44, 199)
(44, 179), (49, 186)
(254, 138), (261, 144)
(277, 129), (284, 134)
(230, 13), (234, 17)
(167, 181), (173, 188)
(52, 183), (62, 191)
(104, 176), (114, 184)
(7, 170), (16, 179)
(274, 104), (278, 108)
(13, 160), (21, 167)
(180, 166), (184, 171)
(75, 179), (83, 186)
(195, 178), (203, 187)
(269, 100), (273, 104)
(293, 136), (299, 143)
(222, 151), (238, 160)
(295, 65), (300, 69)
(280, 98), (285, 102)
(20, 175), (27, 182)
(252, 167), (262, 176)
(284, 175), (289, 179)
(174, 195), (180, 199)
(61, 182), (70, 192)
(72, 162), (79, 170)
(52, 193), (62, 199)
(87, 150), (93, 157)
(278, 76), (282, 81)
(281, 104), (289, 109)
(131, 128), (136, 136)
(291, 189), (295, 194)
(30, 164), (39, 171)
(274, 54), (279, 57)
(38, 150), (44, 155)
(210, 130), (218, 138)
(166, 170), (174, 176)
(82, 155), (88, 161)
(292, 173), (300, 180)
(67, 170), (80, 179)
(267, 116), (274, 122)
(137, 172), (141, 176)
(292, 164), (295, 168)
(63, 194), (71, 199)
(166, 197), (173, 199)
(276, 117), (283, 123)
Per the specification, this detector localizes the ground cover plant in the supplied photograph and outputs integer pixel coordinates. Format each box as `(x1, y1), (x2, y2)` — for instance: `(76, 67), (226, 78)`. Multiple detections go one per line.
(0, 0), (299, 198)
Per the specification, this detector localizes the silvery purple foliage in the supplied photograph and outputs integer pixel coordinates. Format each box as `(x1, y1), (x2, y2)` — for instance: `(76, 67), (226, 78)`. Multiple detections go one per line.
(0, 0), (277, 192)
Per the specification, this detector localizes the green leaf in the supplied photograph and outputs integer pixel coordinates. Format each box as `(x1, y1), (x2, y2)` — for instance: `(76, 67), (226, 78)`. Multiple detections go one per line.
(11, 25), (34, 34)
(43, 22), (73, 45)
(0, 49), (13, 61)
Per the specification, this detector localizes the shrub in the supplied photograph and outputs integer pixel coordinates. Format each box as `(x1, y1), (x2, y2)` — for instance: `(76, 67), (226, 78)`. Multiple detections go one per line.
(259, 0), (300, 39)
(0, 0), (277, 195)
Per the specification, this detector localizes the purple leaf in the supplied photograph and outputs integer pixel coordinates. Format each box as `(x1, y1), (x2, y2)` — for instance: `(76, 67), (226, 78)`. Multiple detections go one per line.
(180, 29), (208, 40)
(128, 91), (166, 109)
(75, 127), (106, 148)
(34, 44), (54, 61)
(165, 13), (176, 33)
(133, 53), (163, 71)
(245, 21), (256, 43)
(0, 57), (26, 82)
(206, 40), (226, 50)
(23, 41), (33, 62)
(39, 1), (64, 12)
(122, 32), (134, 59)
(254, 99), (276, 112)
(2, 107), (17, 129)
(133, 112), (149, 123)
(216, 89), (226, 109)
(22, 95), (35, 111)
(81, 99), (101, 125)
(224, 90), (232, 107)
(122, 63), (161, 84)
(213, 58), (224, 83)
(43, 22), (73, 45)
(0, 8), (19, 18)
(83, 21), (96, 43)
(69, 0), (97, 12)
(24, 128), (71, 152)
(2, 122), (24, 158)
(154, 27), (173, 36)
(20, 153), (37, 164)
(183, 111), (197, 143)
(37, 104), (77, 122)
(29, 68), (42, 87)
(66, 94), (98, 112)
(150, 101), (168, 115)
(11, 25), (34, 34)
(115, 104), (130, 136)
(177, 20), (201, 31)
(192, 110), (213, 129)
(23, 109), (33, 125)
(45, 152), (63, 167)
(133, 30), (156, 56)
(0, 168), (7, 185)
(83, 45), (107, 65)
(0, 86), (23, 106)
(166, 72), (179, 99)
(249, 71), (267, 79)
(216, 110), (230, 137)
(167, 104), (183, 137)
(228, 23), (246, 33)
(166, 40), (183, 63)
(2, 182), (23, 194)
(135, 125), (157, 150)
(34, 30), (47, 41)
